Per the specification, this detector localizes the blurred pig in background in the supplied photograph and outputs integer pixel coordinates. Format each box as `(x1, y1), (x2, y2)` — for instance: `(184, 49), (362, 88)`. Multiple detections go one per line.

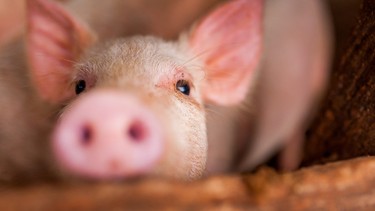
(240, 0), (333, 171)
(206, 0), (333, 173)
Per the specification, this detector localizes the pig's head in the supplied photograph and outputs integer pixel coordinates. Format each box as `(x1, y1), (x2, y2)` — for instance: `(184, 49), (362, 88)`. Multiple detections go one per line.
(26, 0), (262, 180)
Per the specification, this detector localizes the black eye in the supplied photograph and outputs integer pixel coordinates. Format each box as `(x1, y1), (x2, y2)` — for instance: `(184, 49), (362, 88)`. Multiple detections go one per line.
(176, 80), (190, 96)
(75, 80), (86, 95)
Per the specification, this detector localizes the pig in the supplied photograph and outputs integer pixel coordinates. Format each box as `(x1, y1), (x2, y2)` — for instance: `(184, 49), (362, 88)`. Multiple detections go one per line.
(206, 0), (333, 173)
(62, 0), (331, 175)
(0, 0), (263, 182)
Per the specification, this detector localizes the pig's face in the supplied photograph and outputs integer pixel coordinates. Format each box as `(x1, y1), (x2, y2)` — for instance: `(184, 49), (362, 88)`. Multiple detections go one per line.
(27, 0), (262, 181)
(56, 37), (207, 180)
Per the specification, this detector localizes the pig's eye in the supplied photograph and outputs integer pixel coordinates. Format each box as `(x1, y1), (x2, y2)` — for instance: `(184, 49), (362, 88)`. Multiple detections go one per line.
(176, 80), (190, 96)
(75, 80), (86, 95)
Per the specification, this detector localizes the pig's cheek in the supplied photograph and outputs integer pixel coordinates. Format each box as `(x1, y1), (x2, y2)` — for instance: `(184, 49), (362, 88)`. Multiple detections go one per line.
(186, 112), (207, 179)
(167, 95), (207, 179)
(146, 90), (206, 180)
(143, 102), (182, 178)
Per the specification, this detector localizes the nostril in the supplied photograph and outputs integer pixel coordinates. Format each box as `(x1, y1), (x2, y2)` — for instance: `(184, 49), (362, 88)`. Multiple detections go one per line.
(128, 120), (148, 143)
(81, 124), (93, 146)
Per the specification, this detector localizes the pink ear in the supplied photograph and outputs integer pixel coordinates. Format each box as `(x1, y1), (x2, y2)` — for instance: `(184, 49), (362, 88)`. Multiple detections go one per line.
(190, 0), (263, 106)
(26, 0), (96, 103)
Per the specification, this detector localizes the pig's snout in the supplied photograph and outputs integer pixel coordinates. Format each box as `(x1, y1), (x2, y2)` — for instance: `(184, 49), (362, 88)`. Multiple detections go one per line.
(52, 90), (164, 180)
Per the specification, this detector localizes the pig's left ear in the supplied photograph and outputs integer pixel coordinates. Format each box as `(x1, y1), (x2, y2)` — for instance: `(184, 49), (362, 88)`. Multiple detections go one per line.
(189, 0), (263, 106)
(26, 0), (96, 103)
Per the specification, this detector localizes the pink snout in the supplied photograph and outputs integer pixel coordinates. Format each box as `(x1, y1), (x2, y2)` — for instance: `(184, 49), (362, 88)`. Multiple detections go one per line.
(52, 90), (164, 179)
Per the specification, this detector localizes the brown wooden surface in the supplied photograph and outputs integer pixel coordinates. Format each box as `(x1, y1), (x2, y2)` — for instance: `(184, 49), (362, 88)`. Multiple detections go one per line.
(303, 0), (375, 166)
(0, 156), (375, 210)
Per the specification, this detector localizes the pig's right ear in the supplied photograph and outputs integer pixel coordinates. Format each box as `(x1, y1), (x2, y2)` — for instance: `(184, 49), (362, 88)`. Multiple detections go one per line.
(26, 0), (96, 103)
(188, 0), (263, 106)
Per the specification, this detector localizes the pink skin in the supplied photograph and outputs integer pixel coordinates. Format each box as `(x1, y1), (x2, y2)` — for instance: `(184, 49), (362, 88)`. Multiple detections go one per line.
(53, 90), (164, 179)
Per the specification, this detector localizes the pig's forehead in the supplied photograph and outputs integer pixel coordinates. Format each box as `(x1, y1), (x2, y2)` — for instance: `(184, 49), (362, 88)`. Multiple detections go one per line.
(79, 36), (199, 81)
